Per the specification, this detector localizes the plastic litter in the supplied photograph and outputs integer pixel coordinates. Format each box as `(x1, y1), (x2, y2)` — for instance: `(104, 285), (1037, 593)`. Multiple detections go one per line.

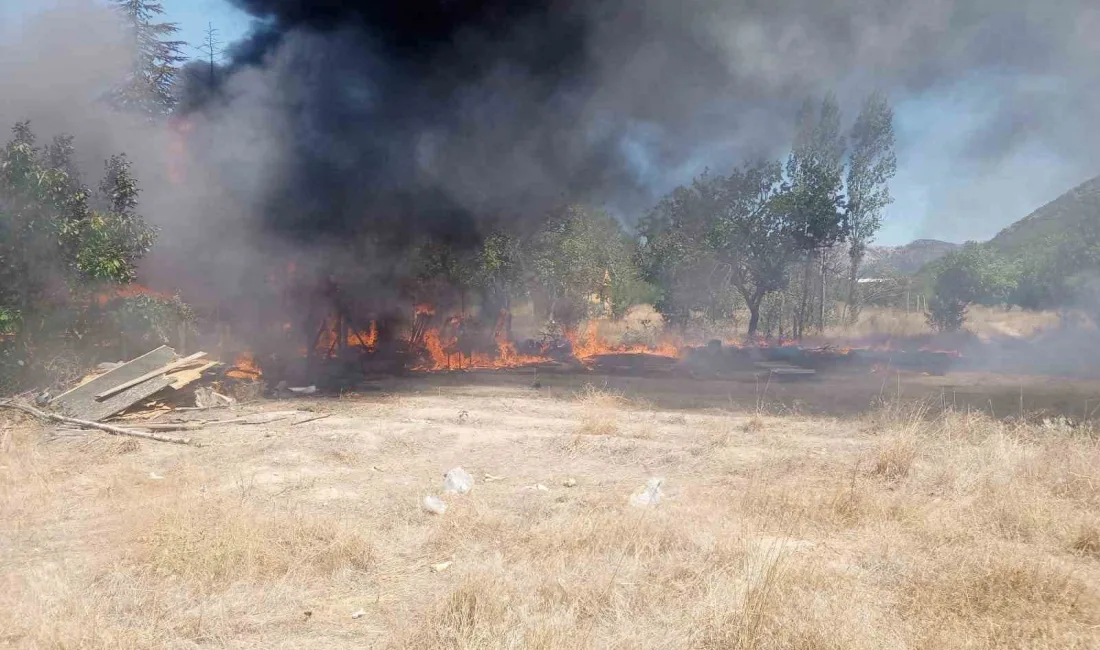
(423, 495), (447, 515)
(430, 560), (453, 572)
(630, 477), (665, 507)
(442, 467), (474, 494)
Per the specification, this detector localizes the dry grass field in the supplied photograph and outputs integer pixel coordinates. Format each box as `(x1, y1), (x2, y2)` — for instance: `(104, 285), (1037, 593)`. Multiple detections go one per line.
(2, 369), (1099, 649)
(824, 305), (1063, 342)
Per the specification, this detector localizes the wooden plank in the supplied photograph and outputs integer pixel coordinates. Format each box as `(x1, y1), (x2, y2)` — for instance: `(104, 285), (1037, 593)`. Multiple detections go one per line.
(51, 346), (176, 422)
(95, 352), (207, 400)
(167, 361), (220, 390)
(71, 376), (174, 422)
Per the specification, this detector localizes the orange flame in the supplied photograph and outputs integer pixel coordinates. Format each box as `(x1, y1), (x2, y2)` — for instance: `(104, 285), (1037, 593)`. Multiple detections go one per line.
(227, 351), (262, 380)
(95, 283), (173, 306)
(565, 322), (682, 361)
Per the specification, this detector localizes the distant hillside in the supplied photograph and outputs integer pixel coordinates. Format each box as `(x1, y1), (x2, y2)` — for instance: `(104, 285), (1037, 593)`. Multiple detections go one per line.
(988, 175), (1100, 256)
(864, 239), (959, 276)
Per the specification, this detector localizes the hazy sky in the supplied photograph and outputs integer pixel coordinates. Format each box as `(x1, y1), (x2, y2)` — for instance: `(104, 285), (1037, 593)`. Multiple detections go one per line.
(1, 0), (1097, 247)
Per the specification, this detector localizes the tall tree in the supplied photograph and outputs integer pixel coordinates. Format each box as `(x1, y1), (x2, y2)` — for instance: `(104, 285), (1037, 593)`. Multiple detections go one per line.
(844, 92), (897, 320)
(109, 1), (187, 117)
(710, 161), (794, 337)
(786, 94), (847, 336)
(637, 171), (730, 325)
(195, 22), (225, 90)
(527, 205), (636, 328)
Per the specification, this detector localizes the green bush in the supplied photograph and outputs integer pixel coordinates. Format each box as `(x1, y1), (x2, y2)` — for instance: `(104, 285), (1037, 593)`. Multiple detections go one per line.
(925, 243), (1015, 331)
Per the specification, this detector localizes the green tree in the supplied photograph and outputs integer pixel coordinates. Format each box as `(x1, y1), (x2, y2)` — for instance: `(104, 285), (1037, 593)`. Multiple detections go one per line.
(638, 171), (731, 325)
(527, 206), (637, 328)
(471, 231), (523, 335)
(926, 243), (1015, 331)
(710, 161), (795, 336)
(109, 1), (186, 117)
(844, 92), (896, 320)
(786, 94), (847, 336)
(0, 123), (156, 381)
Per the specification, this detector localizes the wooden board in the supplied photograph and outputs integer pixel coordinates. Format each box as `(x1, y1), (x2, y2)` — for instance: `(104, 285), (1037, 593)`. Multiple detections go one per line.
(167, 361), (220, 390)
(51, 346), (177, 421)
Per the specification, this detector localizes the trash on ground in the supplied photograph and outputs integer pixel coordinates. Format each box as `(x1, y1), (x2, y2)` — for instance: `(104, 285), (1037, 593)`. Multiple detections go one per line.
(442, 467), (473, 494)
(423, 495), (447, 515)
(630, 477), (665, 507)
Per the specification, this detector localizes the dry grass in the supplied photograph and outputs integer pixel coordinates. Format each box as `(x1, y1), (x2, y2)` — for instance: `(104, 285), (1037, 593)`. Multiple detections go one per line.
(827, 305), (1062, 341)
(2, 376), (1099, 649)
(869, 434), (918, 481)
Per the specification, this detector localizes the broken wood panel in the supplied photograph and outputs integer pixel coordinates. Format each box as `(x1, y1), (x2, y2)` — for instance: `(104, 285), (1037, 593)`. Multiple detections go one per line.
(66, 376), (174, 422)
(167, 361), (220, 390)
(94, 351), (207, 400)
(51, 346), (176, 421)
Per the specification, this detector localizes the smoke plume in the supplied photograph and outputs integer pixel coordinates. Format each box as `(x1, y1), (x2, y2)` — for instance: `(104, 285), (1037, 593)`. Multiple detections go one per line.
(4, 0), (1100, 319)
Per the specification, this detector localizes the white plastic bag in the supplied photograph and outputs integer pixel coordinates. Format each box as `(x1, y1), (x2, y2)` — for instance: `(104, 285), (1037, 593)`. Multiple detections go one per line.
(423, 495), (447, 515)
(442, 467), (474, 494)
(630, 477), (665, 507)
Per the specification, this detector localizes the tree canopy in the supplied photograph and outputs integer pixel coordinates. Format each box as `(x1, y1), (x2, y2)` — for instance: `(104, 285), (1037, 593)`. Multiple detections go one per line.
(0, 123), (157, 383)
(108, 1), (186, 117)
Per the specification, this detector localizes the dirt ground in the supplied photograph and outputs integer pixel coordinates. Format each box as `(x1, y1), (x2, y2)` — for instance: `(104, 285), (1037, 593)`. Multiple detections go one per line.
(2, 368), (1099, 648)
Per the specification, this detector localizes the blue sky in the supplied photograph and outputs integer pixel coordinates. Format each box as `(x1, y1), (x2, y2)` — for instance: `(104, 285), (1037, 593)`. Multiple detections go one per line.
(2, 1), (1094, 247)
(161, 0), (252, 62)
(1, 1), (252, 60)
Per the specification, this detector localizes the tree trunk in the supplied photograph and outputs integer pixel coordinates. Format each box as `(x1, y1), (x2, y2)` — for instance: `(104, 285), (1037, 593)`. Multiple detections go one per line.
(846, 249), (863, 324)
(746, 295), (763, 337)
(818, 249), (827, 332)
(796, 255), (813, 339)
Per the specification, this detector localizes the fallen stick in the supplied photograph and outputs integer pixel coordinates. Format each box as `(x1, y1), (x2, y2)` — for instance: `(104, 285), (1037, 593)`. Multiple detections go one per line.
(204, 411), (300, 426)
(291, 413), (331, 426)
(131, 422), (205, 432)
(0, 401), (196, 445)
(94, 352), (208, 401)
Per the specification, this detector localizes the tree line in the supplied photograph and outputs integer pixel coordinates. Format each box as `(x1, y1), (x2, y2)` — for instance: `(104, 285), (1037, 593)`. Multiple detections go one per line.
(924, 221), (1100, 332)
(393, 93), (898, 342)
(637, 93), (897, 337)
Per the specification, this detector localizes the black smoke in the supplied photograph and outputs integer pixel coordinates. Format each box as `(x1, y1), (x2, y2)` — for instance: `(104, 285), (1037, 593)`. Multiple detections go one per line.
(158, 0), (1100, 323)
(173, 1), (1100, 246)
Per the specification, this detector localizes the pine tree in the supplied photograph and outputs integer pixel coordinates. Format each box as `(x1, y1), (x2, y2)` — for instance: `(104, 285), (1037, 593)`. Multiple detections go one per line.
(109, 1), (187, 117)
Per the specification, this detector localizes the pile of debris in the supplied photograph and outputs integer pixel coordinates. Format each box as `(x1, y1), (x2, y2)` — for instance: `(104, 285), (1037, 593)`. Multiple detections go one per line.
(0, 345), (322, 446)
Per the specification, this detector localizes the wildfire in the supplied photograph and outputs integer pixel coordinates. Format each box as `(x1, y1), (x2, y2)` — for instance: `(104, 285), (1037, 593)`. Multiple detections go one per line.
(565, 321), (682, 360)
(413, 317), (682, 371)
(94, 283), (173, 306)
(226, 351), (262, 380)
